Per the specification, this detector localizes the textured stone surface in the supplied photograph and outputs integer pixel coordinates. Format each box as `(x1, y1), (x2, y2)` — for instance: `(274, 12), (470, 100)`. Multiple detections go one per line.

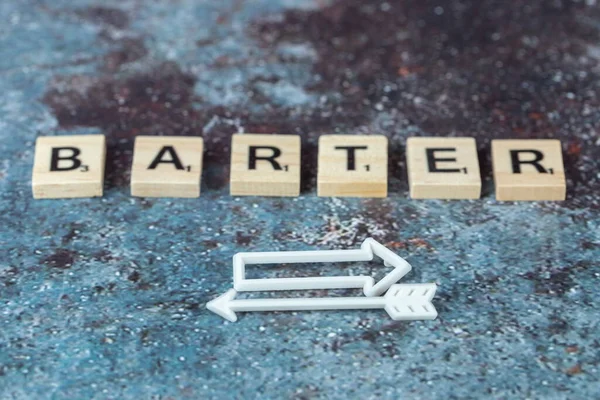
(0, 0), (599, 398)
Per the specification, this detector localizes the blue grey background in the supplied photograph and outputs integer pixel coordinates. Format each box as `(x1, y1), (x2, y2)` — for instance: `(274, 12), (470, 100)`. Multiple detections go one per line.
(0, 0), (599, 398)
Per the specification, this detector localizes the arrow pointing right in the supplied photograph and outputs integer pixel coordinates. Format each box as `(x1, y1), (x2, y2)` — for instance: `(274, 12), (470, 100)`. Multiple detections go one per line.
(233, 238), (412, 297)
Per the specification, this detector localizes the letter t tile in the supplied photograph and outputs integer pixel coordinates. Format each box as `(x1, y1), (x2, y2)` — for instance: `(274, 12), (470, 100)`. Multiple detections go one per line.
(317, 135), (388, 197)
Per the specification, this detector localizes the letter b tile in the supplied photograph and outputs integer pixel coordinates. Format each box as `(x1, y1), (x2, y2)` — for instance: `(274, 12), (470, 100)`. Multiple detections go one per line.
(230, 134), (301, 197)
(318, 135), (388, 197)
(406, 137), (481, 199)
(131, 136), (204, 198)
(32, 135), (106, 199)
(492, 139), (566, 201)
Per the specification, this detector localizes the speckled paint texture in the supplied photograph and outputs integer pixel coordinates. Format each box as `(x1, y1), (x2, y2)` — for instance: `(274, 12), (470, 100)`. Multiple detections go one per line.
(1, 0), (599, 398)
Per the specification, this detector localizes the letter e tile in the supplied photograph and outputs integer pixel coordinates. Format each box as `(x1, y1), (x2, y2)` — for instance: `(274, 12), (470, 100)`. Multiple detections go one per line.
(406, 137), (481, 199)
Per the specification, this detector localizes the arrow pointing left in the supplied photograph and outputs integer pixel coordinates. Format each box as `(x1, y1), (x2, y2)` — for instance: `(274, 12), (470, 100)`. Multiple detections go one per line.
(207, 283), (438, 322)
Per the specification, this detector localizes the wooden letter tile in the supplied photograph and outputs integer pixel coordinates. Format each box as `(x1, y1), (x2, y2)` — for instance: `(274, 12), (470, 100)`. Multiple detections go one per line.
(317, 135), (387, 198)
(32, 135), (106, 199)
(230, 134), (301, 197)
(131, 136), (204, 198)
(406, 137), (481, 199)
(492, 139), (566, 201)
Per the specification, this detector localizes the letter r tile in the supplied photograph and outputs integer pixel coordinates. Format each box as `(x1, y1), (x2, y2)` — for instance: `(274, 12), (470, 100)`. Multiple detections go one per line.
(131, 136), (204, 198)
(406, 137), (481, 199)
(32, 135), (106, 199)
(230, 134), (301, 197)
(492, 139), (566, 201)
(318, 135), (388, 198)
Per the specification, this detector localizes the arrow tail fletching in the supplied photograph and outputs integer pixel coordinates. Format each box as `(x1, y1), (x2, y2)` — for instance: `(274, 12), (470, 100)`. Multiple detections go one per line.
(386, 283), (437, 301)
(384, 283), (438, 320)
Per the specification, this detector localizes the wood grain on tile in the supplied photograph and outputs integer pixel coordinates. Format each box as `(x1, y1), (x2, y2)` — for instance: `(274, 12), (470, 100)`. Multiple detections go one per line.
(492, 139), (566, 201)
(131, 136), (204, 198)
(406, 137), (481, 199)
(230, 134), (301, 197)
(32, 135), (106, 199)
(317, 135), (388, 198)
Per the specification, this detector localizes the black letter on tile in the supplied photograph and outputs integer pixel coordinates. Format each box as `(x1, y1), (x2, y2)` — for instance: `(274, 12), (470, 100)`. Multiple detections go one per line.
(248, 146), (282, 170)
(426, 148), (462, 173)
(148, 146), (185, 170)
(510, 150), (548, 173)
(334, 146), (368, 170)
(50, 147), (82, 171)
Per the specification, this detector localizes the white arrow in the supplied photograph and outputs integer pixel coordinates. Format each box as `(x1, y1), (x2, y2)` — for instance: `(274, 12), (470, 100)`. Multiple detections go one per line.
(233, 238), (411, 297)
(207, 283), (438, 322)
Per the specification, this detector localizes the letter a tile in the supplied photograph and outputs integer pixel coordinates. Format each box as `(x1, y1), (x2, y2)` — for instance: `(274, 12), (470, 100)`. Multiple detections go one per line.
(131, 136), (204, 198)
(492, 139), (566, 201)
(406, 137), (481, 199)
(32, 135), (106, 199)
(230, 134), (301, 197)
(318, 135), (388, 197)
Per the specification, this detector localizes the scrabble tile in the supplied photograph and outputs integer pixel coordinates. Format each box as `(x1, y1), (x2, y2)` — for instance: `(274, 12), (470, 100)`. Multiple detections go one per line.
(406, 137), (481, 199)
(230, 134), (301, 197)
(131, 136), (204, 198)
(318, 135), (388, 198)
(32, 135), (106, 199)
(492, 139), (566, 201)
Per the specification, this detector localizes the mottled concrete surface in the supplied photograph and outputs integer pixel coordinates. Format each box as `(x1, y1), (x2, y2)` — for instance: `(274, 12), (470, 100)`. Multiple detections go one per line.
(1, 0), (599, 398)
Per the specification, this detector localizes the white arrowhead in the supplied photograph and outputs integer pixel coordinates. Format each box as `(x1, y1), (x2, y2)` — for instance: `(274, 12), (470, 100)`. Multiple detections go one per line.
(206, 289), (238, 322)
(232, 238), (411, 297)
(360, 238), (412, 296)
(206, 283), (438, 322)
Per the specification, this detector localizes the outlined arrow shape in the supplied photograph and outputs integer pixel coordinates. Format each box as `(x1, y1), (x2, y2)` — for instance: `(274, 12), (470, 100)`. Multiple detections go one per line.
(233, 238), (411, 297)
(207, 283), (438, 322)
